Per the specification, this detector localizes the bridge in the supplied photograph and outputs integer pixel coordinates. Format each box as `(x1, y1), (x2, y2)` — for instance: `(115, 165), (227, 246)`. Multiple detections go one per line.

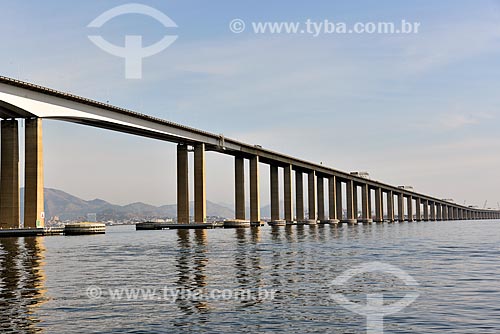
(0, 76), (498, 229)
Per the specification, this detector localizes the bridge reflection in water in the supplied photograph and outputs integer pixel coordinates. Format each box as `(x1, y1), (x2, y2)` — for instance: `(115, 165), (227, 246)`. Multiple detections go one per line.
(0, 237), (47, 333)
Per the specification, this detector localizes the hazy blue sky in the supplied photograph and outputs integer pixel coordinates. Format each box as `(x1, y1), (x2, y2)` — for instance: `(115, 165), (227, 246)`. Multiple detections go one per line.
(1, 1), (500, 209)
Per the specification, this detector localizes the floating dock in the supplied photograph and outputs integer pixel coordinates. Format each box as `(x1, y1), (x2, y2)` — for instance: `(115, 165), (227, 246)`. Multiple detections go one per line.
(64, 222), (106, 235)
(0, 227), (64, 237)
(0, 222), (106, 238)
(136, 222), (223, 230)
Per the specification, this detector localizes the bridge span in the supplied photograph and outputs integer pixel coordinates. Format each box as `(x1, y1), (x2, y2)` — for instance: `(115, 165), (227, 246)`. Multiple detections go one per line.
(0, 76), (498, 228)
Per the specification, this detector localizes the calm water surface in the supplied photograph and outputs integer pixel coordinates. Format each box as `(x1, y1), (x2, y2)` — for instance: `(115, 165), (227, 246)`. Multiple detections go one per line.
(0, 220), (499, 333)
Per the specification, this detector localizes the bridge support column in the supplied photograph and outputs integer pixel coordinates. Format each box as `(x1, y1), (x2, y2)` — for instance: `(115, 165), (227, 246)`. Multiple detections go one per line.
(430, 202), (436, 221)
(270, 165), (279, 222)
(317, 175), (325, 222)
(353, 184), (358, 221)
(308, 171), (317, 221)
(343, 180), (357, 224)
(407, 196), (413, 222)
(398, 193), (405, 222)
(327, 176), (339, 223)
(386, 191), (394, 222)
(24, 118), (44, 228)
(415, 197), (421, 221)
(0, 120), (20, 228)
(360, 184), (372, 223)
(284, 164), (293, 222)
(448, 206), (454, 220)
(423, 200), (429, 221)
(436, 203), (442, 221)
(234, 157), (245, 220)
(368, 188), (373, 221)
(335, 178), (343, 222)
(442, 205), (448, 220)
(295, 171), (304, 221)
(194, 144), (206, 223)
(250, 156), (261, 224)
(177, 144), (189, 223)
(374, 187), (383, 223)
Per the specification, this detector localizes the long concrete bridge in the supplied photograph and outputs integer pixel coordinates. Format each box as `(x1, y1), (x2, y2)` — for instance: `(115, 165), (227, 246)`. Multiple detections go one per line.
(0, 76), (498, 228)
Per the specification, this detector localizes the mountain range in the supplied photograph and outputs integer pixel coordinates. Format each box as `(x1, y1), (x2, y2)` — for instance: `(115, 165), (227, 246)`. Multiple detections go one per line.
(21, 188), (235, 221)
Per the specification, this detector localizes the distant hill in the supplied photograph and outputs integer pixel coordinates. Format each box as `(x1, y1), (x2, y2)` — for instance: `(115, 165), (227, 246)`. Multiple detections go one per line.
(21, 188), (234, 221)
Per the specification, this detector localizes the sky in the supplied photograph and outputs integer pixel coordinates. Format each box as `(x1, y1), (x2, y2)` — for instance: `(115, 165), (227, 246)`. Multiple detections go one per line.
(1, 0), (500, 209)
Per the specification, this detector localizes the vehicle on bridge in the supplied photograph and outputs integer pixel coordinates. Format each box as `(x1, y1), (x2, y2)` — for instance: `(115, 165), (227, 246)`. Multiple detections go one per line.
(350, 171), (370, 179)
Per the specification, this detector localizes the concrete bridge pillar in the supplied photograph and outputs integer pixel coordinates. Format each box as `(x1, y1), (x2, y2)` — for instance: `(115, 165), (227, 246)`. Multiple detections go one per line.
(360, 184), (372, 223)
(24, 118), (45, 228)
(328, 176), (339, 223)
(407, 196), (413, 222)
(344, 180), (356, 224)
(234, 157), (245, 220)
(177, 144), (189, 223)
(353, 184), (358, 221)
(335, 177), (343, 222)
(0, 120), (20, 228)
(374, 187), (383, 223)
(250, 156), (260, 224)
(270, 165), (280, 221)
(194, 144), (206, 223)
(308, 171), (317, 221)
(398, 193), (405, 222)
(430, 201), (436, 221)
(317, 175), (325, 221)
(436, 203), (442, 221)
(284, 164), (293, 222)
(415, 197), (421, 221)
(368, 188), (372, 221)
(295, 171), (304, 221)
(386, 190), (394, 222)
(423, 200), (429, 221)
